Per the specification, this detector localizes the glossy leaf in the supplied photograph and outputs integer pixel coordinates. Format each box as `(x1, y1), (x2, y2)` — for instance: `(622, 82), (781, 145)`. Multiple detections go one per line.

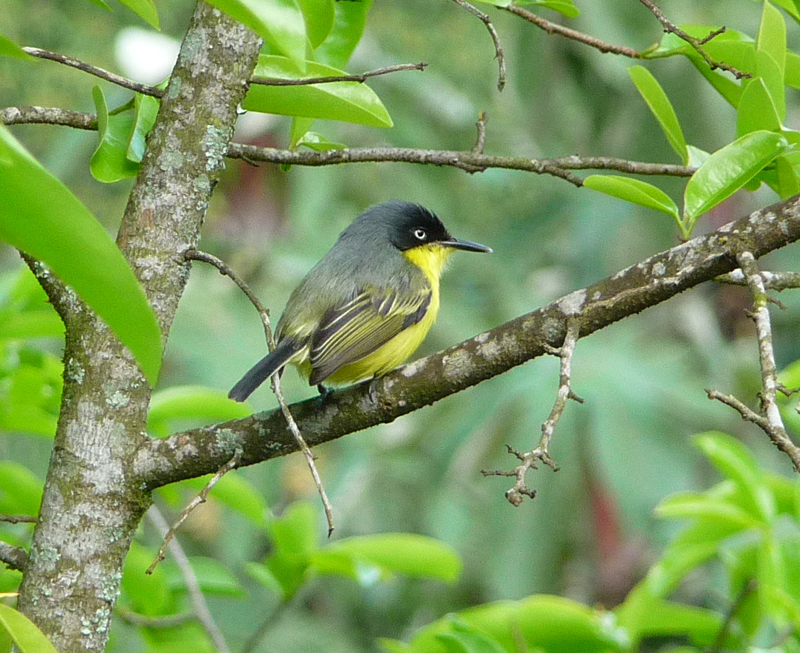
(683, 130), (789, 230)
(786, 50), (800, 88)
(313, 533), (462, 584)
(703, 40), (756, 77)
(297, 0), (335, 48)
(756, 50), (786, 121)
(0, 603), (57, 653)
(116, 0), (159, 29)
(0, 35), (32, 60)
(206, 0), (307, 70)
(127, 93), (159, 163)
(289, 116), (316, 149)
(146, 385), (252, 437)
(583, 176), (680, 220)
(314, 0), (373, 69)
(244, 55), (393, 127)
(758, 0), (786, 75)
(628, 66), (688, 163)
(0, 310), (63, 340)
(736, 78), (781, 136)
(512, 0), (579, 18)
(0, 125), (163, 384)
(90, 86), (139, 182)
(693, 432), (775, 523)
(121, 542), (170, 615)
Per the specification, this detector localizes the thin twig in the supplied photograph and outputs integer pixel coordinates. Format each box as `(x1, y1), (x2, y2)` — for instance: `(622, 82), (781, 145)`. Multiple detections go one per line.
(638, 0), (751, 79)
(22, 47), (164, 97)
(1, 105), (97, 130)
(705, 579), (756, 653)
(0, 541), (28, 572)
(716, 269), (800, 292)
(0, 514), (37, 524)
(451, 0), (507, 90)
(482, 317), (582, 505)
(147, 507), (230, 653)
(251, 62), (426, 86)
(472, 111), (488, 154)
(184, 249), (336, 536)
(146, 449), (243, 574)
(503, 5), (642, 58)
(116, 608), (195, 629)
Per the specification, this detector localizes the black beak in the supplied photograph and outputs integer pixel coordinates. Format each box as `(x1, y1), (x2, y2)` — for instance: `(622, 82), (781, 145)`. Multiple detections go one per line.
(440, 237), (493, 253)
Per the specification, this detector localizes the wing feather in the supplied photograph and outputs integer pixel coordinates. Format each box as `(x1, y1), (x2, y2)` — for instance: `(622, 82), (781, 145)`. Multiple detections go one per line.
(309, 285), (431, 385)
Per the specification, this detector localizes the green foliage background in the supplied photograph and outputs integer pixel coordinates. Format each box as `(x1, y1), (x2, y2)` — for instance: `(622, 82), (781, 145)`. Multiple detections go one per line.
(2, 0), (800, 651)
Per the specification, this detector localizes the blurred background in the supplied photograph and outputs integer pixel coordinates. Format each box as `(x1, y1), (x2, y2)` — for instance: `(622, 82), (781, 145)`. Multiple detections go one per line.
(2, 1), (800, 651)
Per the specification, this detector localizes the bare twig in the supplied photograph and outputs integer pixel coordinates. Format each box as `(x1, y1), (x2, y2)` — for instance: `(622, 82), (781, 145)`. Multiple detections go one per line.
(503, 5), (642, 58)
(116, 608), (195, 629)
(22, 47), (164, 97)
(185, 249), (335, 536)
(472, 111), (488, 154)
(147, 507), (230, 653)
(705, 579), (756, 653)
(482, 317), (582, 505)
(638, 0), (751, 79)
(450, 0), (507, 91)
(0, 541), (28, 572)
(716, 269), (800, 292)
(0, 514), (37, 524)
(251, 62), (426, 86)
(147, 449), (243, 574)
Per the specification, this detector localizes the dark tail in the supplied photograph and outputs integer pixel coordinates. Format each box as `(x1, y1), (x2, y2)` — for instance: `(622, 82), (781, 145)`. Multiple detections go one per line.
(228, 339), (302, 402)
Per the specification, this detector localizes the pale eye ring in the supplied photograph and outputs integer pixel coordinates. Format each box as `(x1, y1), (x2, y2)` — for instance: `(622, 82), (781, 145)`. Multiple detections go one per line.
(413, 228), (427, 241)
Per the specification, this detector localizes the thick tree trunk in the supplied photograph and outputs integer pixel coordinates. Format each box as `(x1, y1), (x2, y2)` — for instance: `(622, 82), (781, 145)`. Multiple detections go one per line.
(16, 4), (260, 651)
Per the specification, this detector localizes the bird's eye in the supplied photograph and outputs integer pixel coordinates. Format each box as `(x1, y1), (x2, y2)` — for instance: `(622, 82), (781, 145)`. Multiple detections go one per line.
(413, 228), (427, 241)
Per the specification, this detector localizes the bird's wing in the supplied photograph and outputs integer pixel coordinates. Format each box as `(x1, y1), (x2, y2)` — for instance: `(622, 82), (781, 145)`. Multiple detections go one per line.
(308, 285), (432, 385)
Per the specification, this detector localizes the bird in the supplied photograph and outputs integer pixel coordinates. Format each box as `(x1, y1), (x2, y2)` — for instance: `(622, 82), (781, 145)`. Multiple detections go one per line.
(228, 200), (492, 402)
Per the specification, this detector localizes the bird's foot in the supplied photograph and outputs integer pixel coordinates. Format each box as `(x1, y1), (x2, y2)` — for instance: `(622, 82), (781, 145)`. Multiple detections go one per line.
(368, 377), (380, 404)
(316, 384), (333, 406)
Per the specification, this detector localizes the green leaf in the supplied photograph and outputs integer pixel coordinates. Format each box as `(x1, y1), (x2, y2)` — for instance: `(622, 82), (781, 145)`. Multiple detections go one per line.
(682, 130), (789, 231)
(244, 55), (393, 127)
(686, 145), (710, 168)
(85, 0), (112, 9)
(785, 50), (800, 88)
(645, 542), (719, 597)
(90, 86), (140, 182)
(655, 491), (762, 530)
(616, 585), (723, 648)
(206, 0), (307, 71)
(583, 176), (680, 220)
(702, 40), (756, 77)
(146, 386), (252, 437)
(694, 432), (775, 522)
(758, 0), (787, 75)
(127, 94), (160, 163)
(296, 0), (335, 48)
(297, 131), (346, 151)
(261, 502), (318, 599)
(0, 35), (33, 60)
(121, 542), (170, 615)
(0, 603), (57, 653)
(436, 619), (507, 653)
(289, 116), (316, 149)
(756, 50), (786, 121)
(0, 309), (63, 340)
(0, 125), (163, 385)
(628, 66), (688, 163)
(512, 0), (579, 18)
(313, 533), (462, 584)
(737, 78), (782, 136)
(115, 0), (160, 29)
(314, 0), (373, 69)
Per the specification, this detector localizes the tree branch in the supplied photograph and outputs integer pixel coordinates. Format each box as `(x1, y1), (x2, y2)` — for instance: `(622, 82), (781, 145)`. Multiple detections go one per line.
(22, 47), (164, 97)
(0, 106), (97, 130)
(716, 269), (800, 291)
(133, 195), (800, 488)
